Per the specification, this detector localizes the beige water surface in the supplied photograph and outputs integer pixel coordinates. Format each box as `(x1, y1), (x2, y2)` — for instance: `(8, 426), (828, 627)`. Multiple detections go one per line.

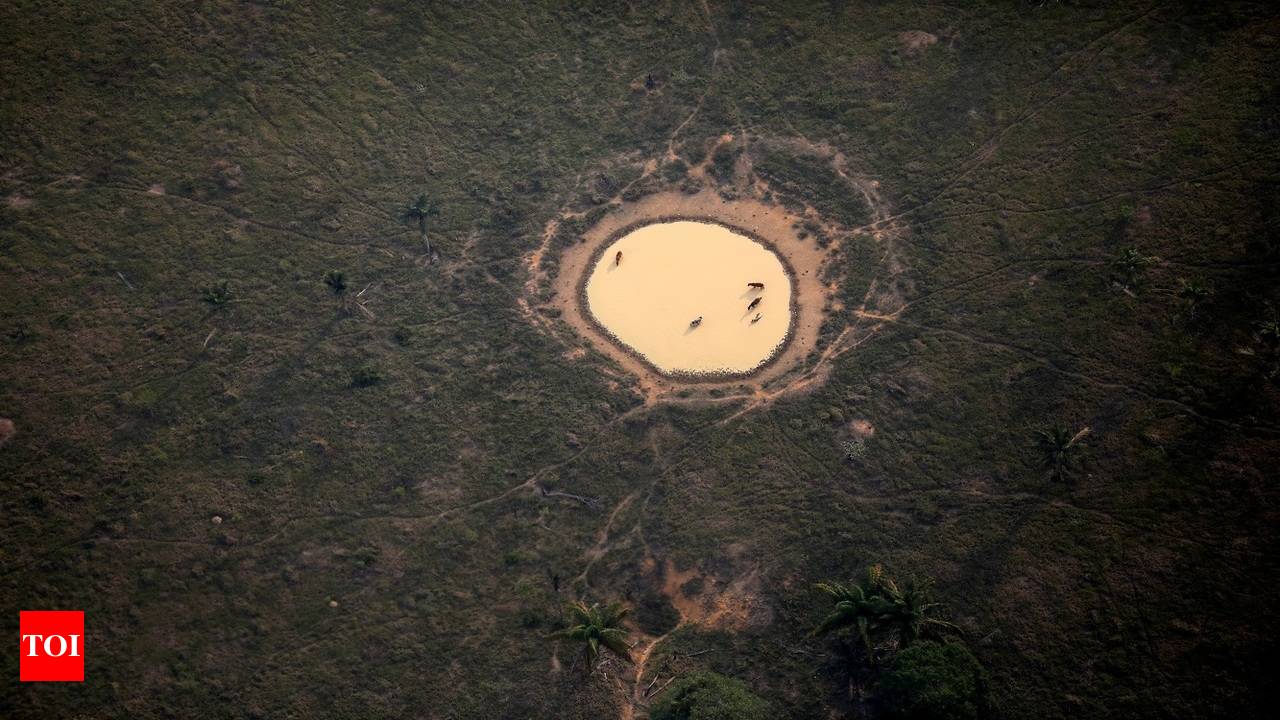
(585, 221), (792, 375)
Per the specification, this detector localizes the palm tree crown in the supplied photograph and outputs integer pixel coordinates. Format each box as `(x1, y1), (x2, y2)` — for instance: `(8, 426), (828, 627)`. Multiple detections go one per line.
(404, 194), (438, 229)
(547, 600), (632, 671)
(877, 577), (959, 648)
(814, 565), (959, 662)
(1035, 425), (1089, 481)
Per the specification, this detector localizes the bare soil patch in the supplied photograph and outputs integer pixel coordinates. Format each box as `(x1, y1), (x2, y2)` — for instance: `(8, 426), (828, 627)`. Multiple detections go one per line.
(899, 30), (939, 55)
(542, 189), (835, 400)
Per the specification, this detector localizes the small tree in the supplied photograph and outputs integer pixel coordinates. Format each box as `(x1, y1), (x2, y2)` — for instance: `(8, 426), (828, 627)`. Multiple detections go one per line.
(1034, 425), (1089, 482)
(323, 270), (347, 295)
(350, 366), (382, 388)
(546, 601), (632, 673)
(1111, 247), (1158, 289)
(1177, 277), (1213, 321)
(201, 280), (232, 307)
(650, 672), (770, 720)
(403, 194), (440, 255)
(877, 642), (985, 720)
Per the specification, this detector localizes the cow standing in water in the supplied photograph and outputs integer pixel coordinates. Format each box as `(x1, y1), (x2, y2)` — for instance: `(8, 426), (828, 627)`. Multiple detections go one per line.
(615, 251), (623, 266)
(747, 282), (764, 290)
(747, 296), (762, 312)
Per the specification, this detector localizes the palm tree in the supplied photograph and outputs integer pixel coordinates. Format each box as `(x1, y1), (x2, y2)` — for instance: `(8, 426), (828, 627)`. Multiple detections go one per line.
(1035, 425), (1089, 481)
(877, 577), (959, 648)
(1257, 316), (1280, 348)
(547, 601), (632, 672)
(403, 194), (440, 255)
(1178, 277), (1213, 321)
(1112, 247), (1158, 288)
(812, 565), (893, 660)
(323, 270), (347, 295)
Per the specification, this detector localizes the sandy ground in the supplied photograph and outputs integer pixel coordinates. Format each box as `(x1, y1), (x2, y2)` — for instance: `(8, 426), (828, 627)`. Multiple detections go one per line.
(585, 221), (791, 375)
(547, 189), (835, 400)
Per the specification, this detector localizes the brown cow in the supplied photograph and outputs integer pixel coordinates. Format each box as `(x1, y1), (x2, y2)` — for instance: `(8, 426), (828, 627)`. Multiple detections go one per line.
(747, 297), (762, 311)
(615, 251), (623, 266)
(689, 316), (703, 328)
(747, 282), (764, 289)
(751, 313), (762, 324)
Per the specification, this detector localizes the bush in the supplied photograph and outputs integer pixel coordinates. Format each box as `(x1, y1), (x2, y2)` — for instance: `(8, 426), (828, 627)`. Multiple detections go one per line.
(350, 366), (383, 388)
(201, 280), (232, 306)
(878, 642), (985, 720)
(650, 672), (769, 720)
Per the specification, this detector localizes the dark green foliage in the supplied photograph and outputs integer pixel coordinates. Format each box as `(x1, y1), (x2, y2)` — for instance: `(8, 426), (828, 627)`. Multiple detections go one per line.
(1178, 277), (1215, 321)
(350, 366), (383, 388)
(404, 193), (440, 253)
(814, 566), (958, 663)
(200, 280), (232, 307)
(1034, 426), (1088, 482)
(546, 601), (632, 671)
(709, 143), (739, 181)
(878, 642), (985, 720)
(323, 270), (347, 295)
(1111, 247), (1158, 289)
(649, 672), (770, 720)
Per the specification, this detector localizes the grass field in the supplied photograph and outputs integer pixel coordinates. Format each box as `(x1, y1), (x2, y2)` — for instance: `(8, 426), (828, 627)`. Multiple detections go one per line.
(2, 1), (1278, 718)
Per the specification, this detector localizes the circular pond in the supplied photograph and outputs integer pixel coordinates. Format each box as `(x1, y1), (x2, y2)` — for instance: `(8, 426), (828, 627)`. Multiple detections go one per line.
(585, 220), (793, 376)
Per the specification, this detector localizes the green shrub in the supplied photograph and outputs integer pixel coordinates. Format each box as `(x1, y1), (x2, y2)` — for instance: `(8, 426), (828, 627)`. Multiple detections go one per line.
(650, 672), (769, 720)
(877, 642), (985, 720)
(350, 366), (383, 388)
(201, 280), (232, 307)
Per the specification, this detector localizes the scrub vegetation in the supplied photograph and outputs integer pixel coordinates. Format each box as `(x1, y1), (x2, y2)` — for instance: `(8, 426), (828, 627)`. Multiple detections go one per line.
(2, 2), (1278, 719)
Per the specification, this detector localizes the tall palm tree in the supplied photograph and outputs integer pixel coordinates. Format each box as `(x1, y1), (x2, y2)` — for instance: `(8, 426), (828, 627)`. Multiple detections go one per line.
(877, 577), (959, 648)
(812, 565), (893, 660)
(403, 194), (440, 255)
(547, 601), (632, 672)
(1035, 425), (1089, 481)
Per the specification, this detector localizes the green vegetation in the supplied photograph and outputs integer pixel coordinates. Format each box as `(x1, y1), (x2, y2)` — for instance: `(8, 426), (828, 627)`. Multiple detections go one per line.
(650, 672), (770, 720)
(1034, 426), (1088, 482)
(349, 366), (383, 388)
(323, 269), (347, 295)
(1111, 247), (1159, 290)
(815, 566), (957, 662)
(814, 568), (891, 659)
(546, 601), (632, 671)
(403, 193), (440, 255)
(200, 280), (232, 307)
(878, 642), (985, 720)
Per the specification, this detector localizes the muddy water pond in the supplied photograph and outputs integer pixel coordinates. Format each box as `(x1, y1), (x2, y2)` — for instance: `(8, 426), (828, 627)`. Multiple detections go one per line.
(585, 221), (792, 375)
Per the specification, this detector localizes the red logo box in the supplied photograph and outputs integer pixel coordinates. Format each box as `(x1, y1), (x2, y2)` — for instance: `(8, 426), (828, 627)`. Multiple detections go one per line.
(19, 611), (84, 682)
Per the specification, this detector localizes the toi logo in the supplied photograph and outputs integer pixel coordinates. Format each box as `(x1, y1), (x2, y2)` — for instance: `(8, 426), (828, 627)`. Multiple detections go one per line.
(19, 611), (84, 682)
